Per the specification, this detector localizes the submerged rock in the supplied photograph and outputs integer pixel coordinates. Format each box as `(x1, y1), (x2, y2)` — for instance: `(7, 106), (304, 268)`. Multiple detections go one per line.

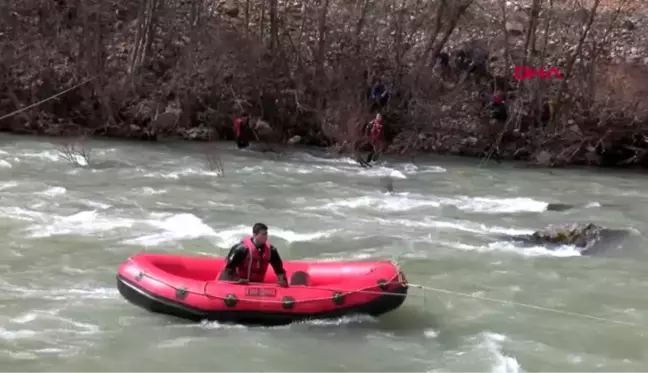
(546, 203), (575, 212)
(509, 223), (630, 255)
(530, 223), (602, 248)
(381, 176), (394, 194)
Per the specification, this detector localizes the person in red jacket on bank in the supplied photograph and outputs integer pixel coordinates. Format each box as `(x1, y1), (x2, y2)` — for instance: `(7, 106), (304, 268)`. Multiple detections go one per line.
(232, 112), (250, 149)
(220, 223), (288, 287)
(364, 113), (386, 164)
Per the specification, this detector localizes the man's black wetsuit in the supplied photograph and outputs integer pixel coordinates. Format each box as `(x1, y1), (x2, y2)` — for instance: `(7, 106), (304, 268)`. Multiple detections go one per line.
(221, 239), (287, 283)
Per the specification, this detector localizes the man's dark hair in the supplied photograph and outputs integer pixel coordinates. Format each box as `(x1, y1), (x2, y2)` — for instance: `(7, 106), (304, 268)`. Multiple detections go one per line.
(253, 223), (268, 234)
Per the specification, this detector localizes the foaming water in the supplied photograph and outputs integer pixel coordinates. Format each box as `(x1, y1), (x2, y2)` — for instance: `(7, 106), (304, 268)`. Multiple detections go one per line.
(448, 196), (548, 214)
(478, 333), (522, 373)
(305, 193), (441, 213)
(0, 136), (647, 371)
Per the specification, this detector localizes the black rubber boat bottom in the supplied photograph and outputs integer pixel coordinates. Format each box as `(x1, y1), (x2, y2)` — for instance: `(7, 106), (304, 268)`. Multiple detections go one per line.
(116, 275), (408, 326)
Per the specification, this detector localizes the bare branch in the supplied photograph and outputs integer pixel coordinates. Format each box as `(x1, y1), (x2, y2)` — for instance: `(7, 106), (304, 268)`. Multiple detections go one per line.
(57, 137), (92, 167)
(203, 145), (225, 177)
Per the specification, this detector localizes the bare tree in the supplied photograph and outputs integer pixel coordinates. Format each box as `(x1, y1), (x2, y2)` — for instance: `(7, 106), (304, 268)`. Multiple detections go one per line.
(57, 137), (92, 167)
(203, 145), (225, 176)
(551, 0), (602, 132)
(129, 0), (162, 75)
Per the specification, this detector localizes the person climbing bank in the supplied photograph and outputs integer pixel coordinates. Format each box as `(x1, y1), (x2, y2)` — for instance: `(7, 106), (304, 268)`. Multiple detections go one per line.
(364, 113), (385, 163)
(220, 223), (288, 287)
(369, 79), (390, 111)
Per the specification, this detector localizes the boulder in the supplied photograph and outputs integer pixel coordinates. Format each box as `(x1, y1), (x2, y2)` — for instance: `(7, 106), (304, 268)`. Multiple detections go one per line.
(253, 119), (273, 135)
(505, 20), (525, 36)
(221, 0), (239, 17)
(530, 222), (603, 248)
(532, 150), (553, 166)
(150, 112), (178, 130)
(622, 18), (636, 31)
(287, 135), (301, 145)
(178, 126), (214, 141)
(501, 222), (631, 255)
(545, 203), (574, 212)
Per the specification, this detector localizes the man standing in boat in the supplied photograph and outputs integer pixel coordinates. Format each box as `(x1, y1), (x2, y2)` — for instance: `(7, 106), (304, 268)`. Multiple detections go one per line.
(220, 223), (289, 287)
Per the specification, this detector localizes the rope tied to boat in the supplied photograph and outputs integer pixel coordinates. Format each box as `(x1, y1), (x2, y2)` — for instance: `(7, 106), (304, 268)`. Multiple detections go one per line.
(316, 281), (645, 329)
(406, 283), (646, 329)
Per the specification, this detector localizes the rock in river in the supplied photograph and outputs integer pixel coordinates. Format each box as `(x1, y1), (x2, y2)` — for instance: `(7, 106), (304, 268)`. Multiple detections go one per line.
(510, 223), (630, 255)
(531, 223), (602, 248)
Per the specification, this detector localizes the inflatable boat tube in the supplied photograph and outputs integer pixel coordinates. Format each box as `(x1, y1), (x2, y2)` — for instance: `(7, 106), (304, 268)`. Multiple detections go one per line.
(117, 253), (408, 325)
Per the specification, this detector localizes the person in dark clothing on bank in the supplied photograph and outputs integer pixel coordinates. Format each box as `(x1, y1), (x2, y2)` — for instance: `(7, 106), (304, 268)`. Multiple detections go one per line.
(220, 223), (288, 287)
(486, 90), (508, 122)
(369, 79), (390, 112)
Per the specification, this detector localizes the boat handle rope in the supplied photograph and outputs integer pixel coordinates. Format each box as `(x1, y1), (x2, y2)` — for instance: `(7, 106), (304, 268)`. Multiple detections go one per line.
(126, 267), (645, 329)
(130, 268), (403, 304)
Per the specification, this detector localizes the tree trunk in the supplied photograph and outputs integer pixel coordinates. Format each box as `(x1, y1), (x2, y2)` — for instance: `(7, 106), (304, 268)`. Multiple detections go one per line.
(393, 0), (408, 83)
(416, 0), (447, 73)
(260, 0), (266, 42)
(430, 1), (473, 65)
(352, 0), (372, 55)
(269, 0), (278, 53)
(522, 0), (542, 65)
(315, 0), (331, 109)
(244, 0), (250, 38)
(551, 0), (601, 132)
(129, 0), (162, 76)
(296, 0), (311, 67)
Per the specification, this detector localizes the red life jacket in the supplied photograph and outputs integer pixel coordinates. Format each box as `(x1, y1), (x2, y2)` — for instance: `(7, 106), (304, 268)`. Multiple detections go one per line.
(492, 94), (504, 105)
(233, 118), (243, 138)
(235, 236), (272, 282)
(370, 118), (384, 141)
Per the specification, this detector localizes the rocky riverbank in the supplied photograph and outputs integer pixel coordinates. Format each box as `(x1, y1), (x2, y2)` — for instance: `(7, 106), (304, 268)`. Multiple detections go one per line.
(1, 0), (647, 167)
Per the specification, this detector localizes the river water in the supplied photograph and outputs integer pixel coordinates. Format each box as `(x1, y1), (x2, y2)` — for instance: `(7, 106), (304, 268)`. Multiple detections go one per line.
(1, 135), (647, 372)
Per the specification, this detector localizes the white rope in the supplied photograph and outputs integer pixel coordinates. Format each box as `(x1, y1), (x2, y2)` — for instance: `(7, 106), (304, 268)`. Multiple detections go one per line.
(132, 268), (405, 305)
(408, 283), (646, 329)
(0, 77), (95, 122)
(204, 279), (406, 304)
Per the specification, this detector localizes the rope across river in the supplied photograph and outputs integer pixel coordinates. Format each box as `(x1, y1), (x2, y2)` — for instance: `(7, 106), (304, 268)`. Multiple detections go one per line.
(0, 78), (95, 122)
(406, 283), (645, 329)
(314, 282), (645, 329)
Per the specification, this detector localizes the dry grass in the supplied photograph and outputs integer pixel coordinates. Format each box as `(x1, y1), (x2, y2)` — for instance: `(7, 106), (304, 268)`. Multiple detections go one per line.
(203, 146), (225, 176)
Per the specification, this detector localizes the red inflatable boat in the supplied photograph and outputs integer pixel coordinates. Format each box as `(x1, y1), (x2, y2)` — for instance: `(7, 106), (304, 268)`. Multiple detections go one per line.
(117, 252), (408, 325)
